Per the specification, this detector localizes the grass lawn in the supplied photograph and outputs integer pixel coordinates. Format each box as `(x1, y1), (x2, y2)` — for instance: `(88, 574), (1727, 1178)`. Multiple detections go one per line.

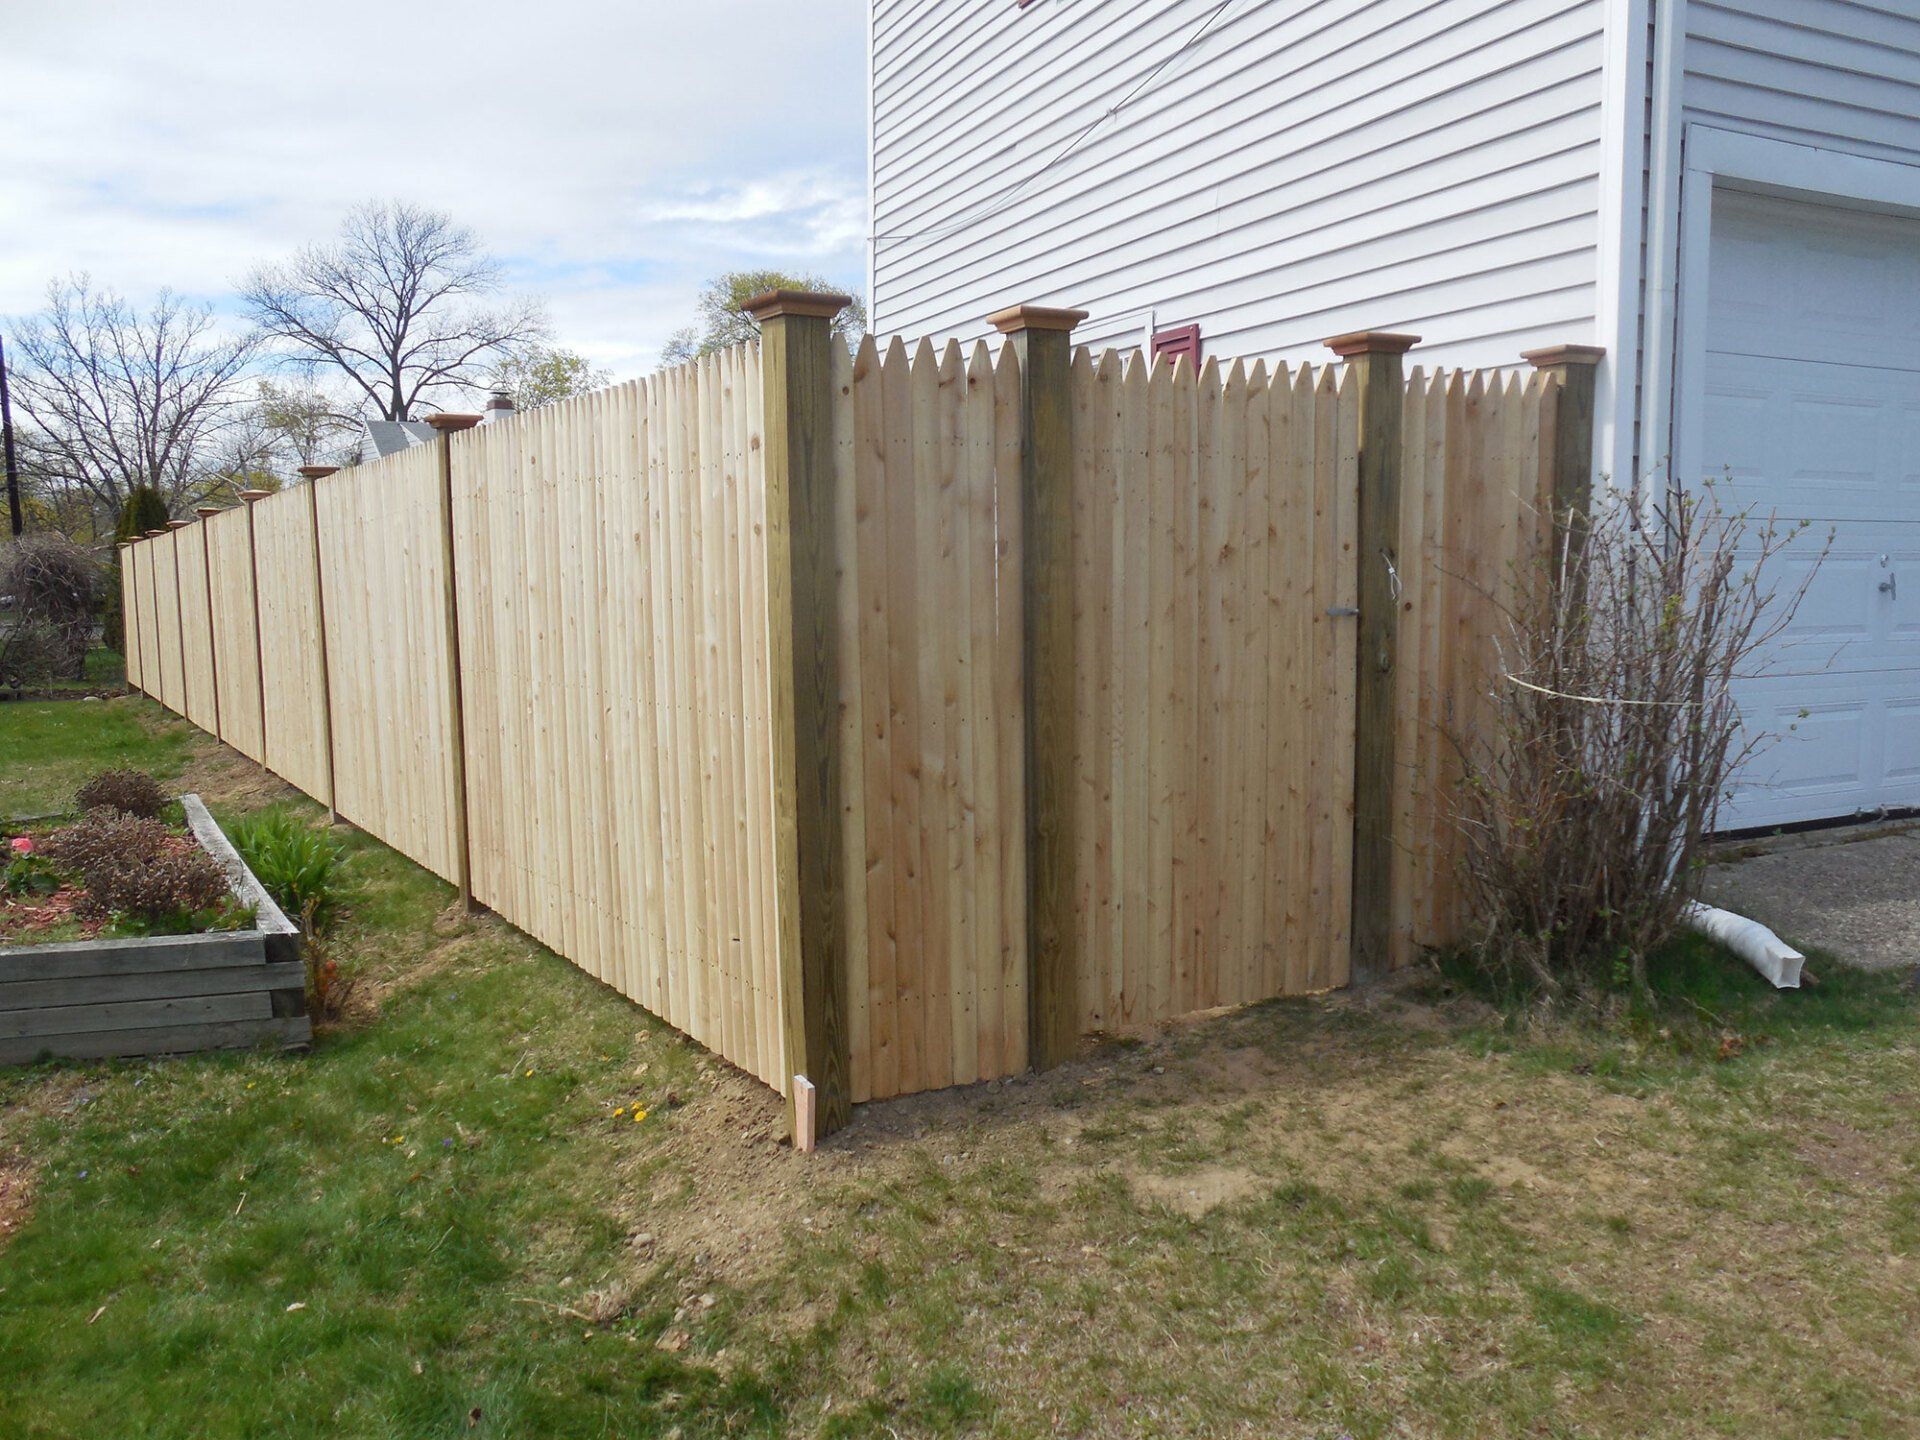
(1, 683), (194, 820)
(2, 698), (1917, 1438)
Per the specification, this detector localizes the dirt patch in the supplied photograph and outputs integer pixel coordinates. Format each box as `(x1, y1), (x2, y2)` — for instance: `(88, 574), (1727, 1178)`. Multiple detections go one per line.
(1130, 1165), (1265, 1217)
(177, 747), (299, 813)
(0, 1146), (34, 1249)
(1796, 1118), (1896, 1190)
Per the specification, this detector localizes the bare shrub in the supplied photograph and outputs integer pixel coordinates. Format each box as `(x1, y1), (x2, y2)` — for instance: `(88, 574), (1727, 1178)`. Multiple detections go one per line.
(41, 810), (171, 873)
(40, 810), (228, 924)
(75, 768), (169, 819)
(81, 848), (230, 925)
(0, 534), (98, 679)
(1447, 484), (1823, 999)
(0, 620), (68, 694)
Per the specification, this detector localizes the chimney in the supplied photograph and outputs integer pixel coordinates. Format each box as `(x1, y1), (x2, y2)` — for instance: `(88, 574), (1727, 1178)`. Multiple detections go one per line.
(483, 389), (516, 424)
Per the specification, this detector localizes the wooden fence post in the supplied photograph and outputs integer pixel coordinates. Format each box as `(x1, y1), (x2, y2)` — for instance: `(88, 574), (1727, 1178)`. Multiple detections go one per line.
(987, 302), (1087, 1071)
(419, 421), (479, 911)
(194, 506), (224, 740)
(294, 467), (343, 826)
(117, 540), (142, 694)
(1325, 330), (1419, 988)
(746, 288), (853, 1145)
(142, 530), (168, 709)
(239, 489), (273, 769)
(165, 521), (192, 719)
(1521, 345), (1606, 563)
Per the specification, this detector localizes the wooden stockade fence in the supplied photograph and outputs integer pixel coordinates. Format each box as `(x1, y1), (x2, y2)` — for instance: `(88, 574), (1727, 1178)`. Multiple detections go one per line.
(118, 294), (1598, 1142)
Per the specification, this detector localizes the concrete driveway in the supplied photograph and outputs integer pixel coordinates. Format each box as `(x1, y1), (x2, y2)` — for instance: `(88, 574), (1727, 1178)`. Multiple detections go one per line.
(1702, 825), (1920, 971)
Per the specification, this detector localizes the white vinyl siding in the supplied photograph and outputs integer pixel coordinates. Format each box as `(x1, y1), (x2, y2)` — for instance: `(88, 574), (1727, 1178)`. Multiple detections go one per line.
(1684, 0), (1920, 165)
(870, 0), (1610, 369)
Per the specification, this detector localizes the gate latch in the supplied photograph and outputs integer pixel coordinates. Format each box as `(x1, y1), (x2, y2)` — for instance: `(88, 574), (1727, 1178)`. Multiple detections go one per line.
(1326, 605), (1360, 618)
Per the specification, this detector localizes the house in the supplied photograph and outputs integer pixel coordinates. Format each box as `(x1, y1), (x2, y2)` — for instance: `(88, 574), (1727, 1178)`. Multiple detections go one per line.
(866, 0), (1920, 832)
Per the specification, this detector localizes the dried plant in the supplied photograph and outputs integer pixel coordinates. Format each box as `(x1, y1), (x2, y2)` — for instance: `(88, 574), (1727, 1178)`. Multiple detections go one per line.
(0, 533), (98, 680)
(41, 809), (228, 924)
(41, 810), (172, 874)
(75, 768), (169, 820)
(1447, 482), (1825, 999)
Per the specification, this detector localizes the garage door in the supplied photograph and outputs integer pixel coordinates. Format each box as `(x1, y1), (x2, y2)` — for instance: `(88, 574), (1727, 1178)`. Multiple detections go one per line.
(1698, 187), (1920, 830)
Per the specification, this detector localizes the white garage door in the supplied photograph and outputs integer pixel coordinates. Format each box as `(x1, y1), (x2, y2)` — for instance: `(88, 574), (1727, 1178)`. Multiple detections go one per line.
(1698, 187), (1920, 830)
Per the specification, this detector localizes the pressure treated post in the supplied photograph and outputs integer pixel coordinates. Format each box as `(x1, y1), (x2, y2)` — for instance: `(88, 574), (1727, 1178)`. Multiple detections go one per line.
(294, 467), (343, 825)
(195, 506), (224, 739)
(988, 302), (1088, 1071)
(746, 288), (853, 1146)
(420, 420), (480, 910)
(239, 489), (273, 773)
(1325, 330), (1419, 987)
(117, 540), (142, 694)
(1521, 345), (1605, 565)
(166, 521), (192, 719)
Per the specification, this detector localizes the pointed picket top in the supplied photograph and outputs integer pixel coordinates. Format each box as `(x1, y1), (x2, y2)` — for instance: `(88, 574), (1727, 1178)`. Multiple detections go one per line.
(937, 337), (965, 392)
(829, 330), (854, 401)
(1198, 354), (1222, 394)
(880, 334), (910, 395)
(966, 337), (994, 392)
(911, 335), (938, 375)
(1093, 347), (1122, 385)
(852, 332), (880, 383)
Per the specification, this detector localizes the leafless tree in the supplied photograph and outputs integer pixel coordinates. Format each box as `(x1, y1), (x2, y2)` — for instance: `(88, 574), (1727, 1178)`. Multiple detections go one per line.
(242, 201), (547, 421)
(7, 276), (259, 521)
(1447, 483), (1826, 1001)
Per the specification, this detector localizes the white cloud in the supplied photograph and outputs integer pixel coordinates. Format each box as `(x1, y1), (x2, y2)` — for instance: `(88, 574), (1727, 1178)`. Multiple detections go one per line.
(0, 0), (869, 378)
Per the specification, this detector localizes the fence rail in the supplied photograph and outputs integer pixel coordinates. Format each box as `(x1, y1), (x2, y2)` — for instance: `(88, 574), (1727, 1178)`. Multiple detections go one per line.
(119, 299), (1596, 1140)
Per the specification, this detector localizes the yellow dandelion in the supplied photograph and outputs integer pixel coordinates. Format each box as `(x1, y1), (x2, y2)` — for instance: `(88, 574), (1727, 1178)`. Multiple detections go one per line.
(613, 1108), (626, 1118)
(632, 1109), (648, 1124)
(525, 1070), (534, 1077)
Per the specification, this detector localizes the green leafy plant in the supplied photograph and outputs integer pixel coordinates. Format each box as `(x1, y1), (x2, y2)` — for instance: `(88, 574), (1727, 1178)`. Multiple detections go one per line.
(75, 767), (169, 819)
(4, 849), (63, 898)
(230, 808), (347, 933)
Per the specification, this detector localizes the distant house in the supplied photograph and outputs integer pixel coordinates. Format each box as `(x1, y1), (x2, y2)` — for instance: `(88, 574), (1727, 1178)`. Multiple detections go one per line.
(867, 0), (1920, 831)
(363, 392), (517, 458)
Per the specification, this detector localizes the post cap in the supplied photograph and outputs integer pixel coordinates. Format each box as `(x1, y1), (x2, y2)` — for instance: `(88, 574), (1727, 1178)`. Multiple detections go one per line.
(165, 519), (191, 530)
(194, 506), (222, 519)
(422, 413), (482, 433)
(741, 289), (852, 322)
(1521, 344), (1606, 369)
(985, 304), (1089, 335)
(1324, 331), (1421, 358)
(237, 488), (273, 503)
(297, 464), (340, 479)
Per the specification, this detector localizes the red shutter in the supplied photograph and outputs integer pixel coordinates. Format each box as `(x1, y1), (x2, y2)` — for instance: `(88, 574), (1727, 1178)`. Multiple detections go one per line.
(1151, 323), (1202, 365)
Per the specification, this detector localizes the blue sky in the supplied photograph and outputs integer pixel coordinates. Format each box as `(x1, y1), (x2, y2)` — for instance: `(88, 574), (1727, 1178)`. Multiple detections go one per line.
(0, 1), (869, 379)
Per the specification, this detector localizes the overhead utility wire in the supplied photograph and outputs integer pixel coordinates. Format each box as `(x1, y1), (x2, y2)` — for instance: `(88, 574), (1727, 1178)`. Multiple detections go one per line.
(872, 0), (1244, 246)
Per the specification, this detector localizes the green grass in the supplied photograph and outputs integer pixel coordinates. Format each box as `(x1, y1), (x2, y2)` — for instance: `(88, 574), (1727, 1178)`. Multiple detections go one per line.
(2, 698), (1918, 1438)
(0, 693), (195, 819)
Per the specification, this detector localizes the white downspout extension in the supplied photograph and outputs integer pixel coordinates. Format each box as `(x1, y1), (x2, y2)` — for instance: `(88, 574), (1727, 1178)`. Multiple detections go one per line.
(1681, 902), (1806, 988)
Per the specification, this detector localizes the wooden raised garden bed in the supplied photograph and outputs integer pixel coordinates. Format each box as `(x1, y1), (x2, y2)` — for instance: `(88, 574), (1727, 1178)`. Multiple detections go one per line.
(0, 795), (309, 1065)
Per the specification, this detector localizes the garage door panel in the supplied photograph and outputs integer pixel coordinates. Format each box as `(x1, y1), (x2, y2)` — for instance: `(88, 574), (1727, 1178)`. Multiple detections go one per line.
(1703, 187), (1920, 828)
(1887, 700), (1920, 788)
(1704, 357), (1920, 525)
(1708, 189), (1920, 370)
